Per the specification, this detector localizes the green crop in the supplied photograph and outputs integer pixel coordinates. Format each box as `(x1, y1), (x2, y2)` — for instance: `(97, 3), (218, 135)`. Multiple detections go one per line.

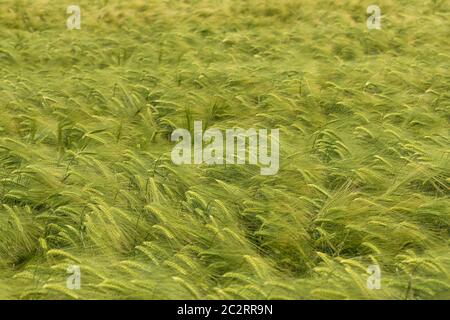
(0, 0), (448, 300)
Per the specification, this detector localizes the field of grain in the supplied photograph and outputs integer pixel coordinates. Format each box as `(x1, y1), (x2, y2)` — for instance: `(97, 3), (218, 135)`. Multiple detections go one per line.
(0, 0), (449, 299)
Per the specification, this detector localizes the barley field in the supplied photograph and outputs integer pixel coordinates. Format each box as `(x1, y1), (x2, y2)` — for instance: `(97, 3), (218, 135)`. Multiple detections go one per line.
(0, 0), (449, 300)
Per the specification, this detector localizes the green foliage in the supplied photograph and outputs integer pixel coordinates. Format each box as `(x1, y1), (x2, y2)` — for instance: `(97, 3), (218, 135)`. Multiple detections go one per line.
(0, 0), (449, 299)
